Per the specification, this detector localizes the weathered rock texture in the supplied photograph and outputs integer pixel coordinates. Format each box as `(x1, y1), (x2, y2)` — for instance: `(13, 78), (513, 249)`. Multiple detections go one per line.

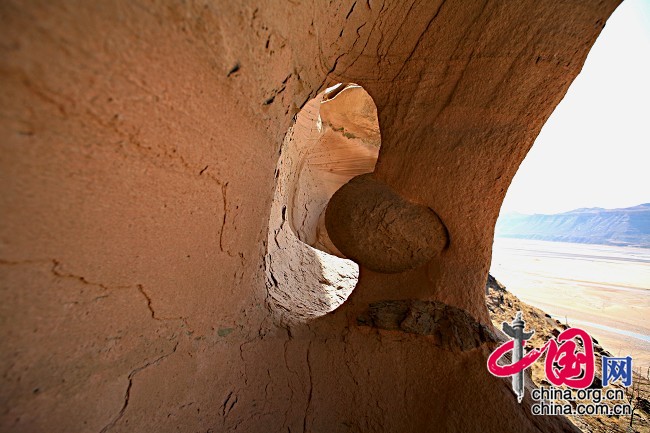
(326, 173), (448, 273)
(0, 1), (619, 432)
(265, 85), (379, 322)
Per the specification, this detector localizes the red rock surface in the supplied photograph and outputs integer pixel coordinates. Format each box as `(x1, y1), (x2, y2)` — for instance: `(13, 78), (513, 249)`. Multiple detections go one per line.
(0, 1), (620, 432)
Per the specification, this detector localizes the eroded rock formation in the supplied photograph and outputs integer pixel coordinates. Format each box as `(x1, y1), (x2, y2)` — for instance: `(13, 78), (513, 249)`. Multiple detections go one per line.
(325, 173), (448, 273)
(0, 1), (620, 432)
(265, 84), (380, 321)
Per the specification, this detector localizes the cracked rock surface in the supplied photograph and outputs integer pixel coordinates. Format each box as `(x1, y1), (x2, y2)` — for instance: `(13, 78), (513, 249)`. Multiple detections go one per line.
(0, 0), (619, 432)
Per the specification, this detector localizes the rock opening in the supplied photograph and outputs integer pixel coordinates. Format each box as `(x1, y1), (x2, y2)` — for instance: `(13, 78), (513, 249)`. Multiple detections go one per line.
(265, 83), (380, 321)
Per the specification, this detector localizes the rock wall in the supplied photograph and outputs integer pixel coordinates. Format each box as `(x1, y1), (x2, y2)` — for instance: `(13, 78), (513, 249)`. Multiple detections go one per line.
(0, 1), (620, 432)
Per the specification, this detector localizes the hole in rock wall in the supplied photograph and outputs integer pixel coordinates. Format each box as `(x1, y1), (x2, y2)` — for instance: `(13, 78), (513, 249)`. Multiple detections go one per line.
(265, 83), (381, 321)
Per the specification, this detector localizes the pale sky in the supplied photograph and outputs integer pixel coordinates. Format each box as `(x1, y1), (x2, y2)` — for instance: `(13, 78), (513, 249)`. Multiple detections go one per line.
(499, 0), (650, 215)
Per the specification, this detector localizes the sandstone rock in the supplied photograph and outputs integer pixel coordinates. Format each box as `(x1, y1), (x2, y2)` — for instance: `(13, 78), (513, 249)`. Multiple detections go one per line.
(0, 1), (619, 432)
(264, 85), (379, 322)
(325, 173), (448, 273)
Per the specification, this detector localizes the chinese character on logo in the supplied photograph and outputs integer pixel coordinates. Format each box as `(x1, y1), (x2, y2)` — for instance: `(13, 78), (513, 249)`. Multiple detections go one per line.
(602, 356), (632, 387)
(487, 312), (596, 402)
(543, 327), (595, 389)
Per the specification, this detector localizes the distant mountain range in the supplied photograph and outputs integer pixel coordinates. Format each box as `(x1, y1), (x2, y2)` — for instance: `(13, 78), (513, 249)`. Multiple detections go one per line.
(495, 203), (650, 248)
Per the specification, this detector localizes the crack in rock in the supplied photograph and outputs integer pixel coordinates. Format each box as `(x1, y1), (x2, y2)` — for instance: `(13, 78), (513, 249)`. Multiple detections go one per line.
(99, 341), (179, 433)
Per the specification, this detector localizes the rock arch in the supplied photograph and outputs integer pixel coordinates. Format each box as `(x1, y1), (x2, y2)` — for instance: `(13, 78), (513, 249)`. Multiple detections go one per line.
(0, 1), (621, 432)
(265, 83), (380, 321)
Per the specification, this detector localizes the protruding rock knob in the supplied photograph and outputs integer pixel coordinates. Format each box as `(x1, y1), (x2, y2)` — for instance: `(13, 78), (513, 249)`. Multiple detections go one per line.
(325, 174), (448, 273)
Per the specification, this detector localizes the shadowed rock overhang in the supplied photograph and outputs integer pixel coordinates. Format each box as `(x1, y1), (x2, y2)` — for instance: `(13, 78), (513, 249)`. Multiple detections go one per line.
(0, 1), (621, 432)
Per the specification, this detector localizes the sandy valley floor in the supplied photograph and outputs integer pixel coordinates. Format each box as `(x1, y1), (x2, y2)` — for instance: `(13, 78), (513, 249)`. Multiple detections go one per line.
(491, 238), (650, 371)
